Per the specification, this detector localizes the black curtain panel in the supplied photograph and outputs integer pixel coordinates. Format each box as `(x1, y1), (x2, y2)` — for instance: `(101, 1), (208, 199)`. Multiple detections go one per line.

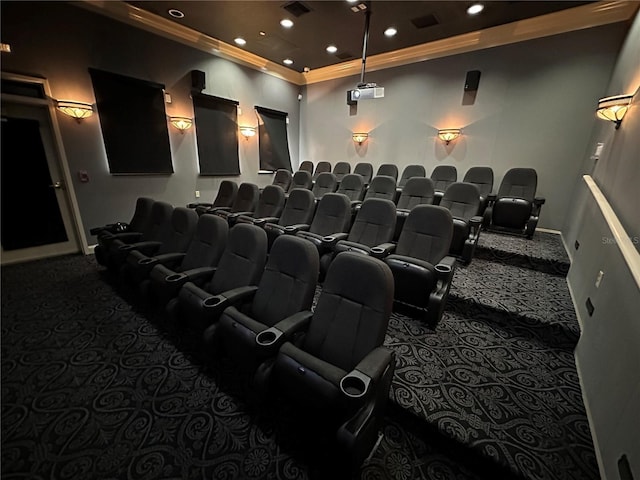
(89, 68), (173, 175)
(192, 94), (240, 176)
(255, 106), (292, 172)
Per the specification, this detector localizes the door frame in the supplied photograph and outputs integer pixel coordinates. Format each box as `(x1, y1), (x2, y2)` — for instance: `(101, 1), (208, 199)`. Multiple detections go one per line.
(1, 72), (89, 263)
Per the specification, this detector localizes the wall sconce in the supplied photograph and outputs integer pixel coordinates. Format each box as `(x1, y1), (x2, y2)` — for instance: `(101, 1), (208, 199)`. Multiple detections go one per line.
(352, 132), (368, 145)
(438, 128), (461, 145)
(596, 94), (633, 129)
(240, 126), (256, 139)
(56, 100), (94, 122)
(169, 116), (193, 133)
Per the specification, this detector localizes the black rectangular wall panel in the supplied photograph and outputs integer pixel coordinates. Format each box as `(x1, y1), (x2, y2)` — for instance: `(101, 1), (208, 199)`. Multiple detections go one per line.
(89, 68), (173, 175)
(255, 106), (292, 172)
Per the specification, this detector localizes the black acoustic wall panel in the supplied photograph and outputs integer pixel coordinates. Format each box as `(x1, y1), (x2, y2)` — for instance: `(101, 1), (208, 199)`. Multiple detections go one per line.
(255, 106), (292, 172)
(191, 70), (205, 93)
(192, 93), (240, 176)
(464, 70), (481, 91)
(89, 68), (173, 174)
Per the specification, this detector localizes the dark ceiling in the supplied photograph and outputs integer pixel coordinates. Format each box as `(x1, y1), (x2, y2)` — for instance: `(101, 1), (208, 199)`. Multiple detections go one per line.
(127, 1), (593, 72)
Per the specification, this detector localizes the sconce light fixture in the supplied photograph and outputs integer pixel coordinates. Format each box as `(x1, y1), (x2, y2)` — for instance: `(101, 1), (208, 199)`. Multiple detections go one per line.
(56, 100), (94, 122)
(438, 128), (461, 145)
(169, 116), (193, 133)
(596, 94), (633, 129)
(240, 126), (256, 139)
(352, 132), (368, 145)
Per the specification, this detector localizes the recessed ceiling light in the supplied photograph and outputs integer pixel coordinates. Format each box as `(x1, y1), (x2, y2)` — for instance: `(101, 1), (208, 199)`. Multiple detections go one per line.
(234, 37), (247, 46)
(326, 45), (338, 54)
(283, 58), (294, 65)
(280, 19), (294, 28)
(384, 27), (397, 37)
(167, 8), (184, 19)
(467, 3), (484, 15)
(259, 31), (266, 36)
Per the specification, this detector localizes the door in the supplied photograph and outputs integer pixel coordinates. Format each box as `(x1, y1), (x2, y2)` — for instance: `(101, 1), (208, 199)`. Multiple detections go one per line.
(1, 101), (80, 264)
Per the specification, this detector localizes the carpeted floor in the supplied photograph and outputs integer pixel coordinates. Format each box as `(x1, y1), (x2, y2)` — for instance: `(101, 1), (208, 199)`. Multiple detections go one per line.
(1, 230), (598, 480)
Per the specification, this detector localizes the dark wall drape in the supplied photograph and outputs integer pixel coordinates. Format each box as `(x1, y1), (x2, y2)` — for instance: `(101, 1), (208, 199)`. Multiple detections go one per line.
(89, 68), (172, 174)
(255, 106), (292, 172)
(193, 94), (240, 176)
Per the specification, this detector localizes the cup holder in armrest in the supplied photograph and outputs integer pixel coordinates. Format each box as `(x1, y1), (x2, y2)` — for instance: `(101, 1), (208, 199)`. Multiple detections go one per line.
(139, 258), (155, 265)
(322, 236), (336, 243)
(255, 327), (283, 347)
(284, 226), (297, 232)
(340, 371), (371, 399)
(166, 273), (186, 282)
(203, 295), (224, 308)
(370, 247), (385, 255)
(434, 264), (452, 274)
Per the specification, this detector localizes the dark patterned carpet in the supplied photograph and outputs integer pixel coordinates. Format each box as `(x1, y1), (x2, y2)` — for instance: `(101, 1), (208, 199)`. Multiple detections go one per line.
(1, 231), (598, 480)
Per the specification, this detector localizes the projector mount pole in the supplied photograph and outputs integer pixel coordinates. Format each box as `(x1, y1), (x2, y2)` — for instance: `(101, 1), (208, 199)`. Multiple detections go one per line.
(358, 2), (372, 87)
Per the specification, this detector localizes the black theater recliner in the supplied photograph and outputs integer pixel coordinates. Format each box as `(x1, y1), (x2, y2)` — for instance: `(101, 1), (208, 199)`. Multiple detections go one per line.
(234, 185), (286, 227)
(483, 167), (545, 239)
(253, 251), (396, 474)
(296, 193), (352, 253)
(141, 213), (229, 309)
(462, 166), (494, 216)
(382, 205), (455, 328)
(430, 165), (457, 205)
(93, 196), (155, 266)
(394, 177), (435, 240)
(439, 182), (482, 264)
(120, 206), (199, 289)
(211, 182), (260, 226)
(311, 172), (338, 201)
(263, 188), (317, 251)
(206, 234), (319, 370)
(190, 180), (238, 216)
(165, 223), (268, 336)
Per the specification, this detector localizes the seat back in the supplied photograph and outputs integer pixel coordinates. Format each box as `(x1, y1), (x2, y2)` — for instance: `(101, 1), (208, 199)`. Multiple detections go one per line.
(440, 182), (481, 220)
(128, 197), (155, 233)
(309, 193), (351, 236)
(363, 175), (397, 202)
(303, 252), (394, 371)
(277, 188), (316, 227)
(209, 224), (268, 294)
(353, 162), (373, 185)
(312, 161), (332, 181)
(251, 235), (319, 327)
(377, 164), (398, 181)
(231, 182), (260, 213)
(312, 172), (338, 199)
(463, 166), (494, 199)
(497, 168), (537, 201)
(333, 161), (351, 183)
(289, 170), (313, 191)
(180, 214), (229, 271)
(395, 205), (453, 264)
(298, 161), (314, 174)
(398, 165), (426, 188)
(396, 177), (434, 209)
(347, 198), (396, 247)
(431, 165), (458, 193)
(212, 180), (238, 209)
(156, 207), (198, 255)
(336, 173), (365, 202)
(272, 169), (292, 191)
(142, 201), (174, 242)
(255, 185), (286, 218)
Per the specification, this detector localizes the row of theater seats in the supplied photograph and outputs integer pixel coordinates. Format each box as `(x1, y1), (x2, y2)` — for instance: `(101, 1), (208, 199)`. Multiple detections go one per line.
(91, 203), (399, 473)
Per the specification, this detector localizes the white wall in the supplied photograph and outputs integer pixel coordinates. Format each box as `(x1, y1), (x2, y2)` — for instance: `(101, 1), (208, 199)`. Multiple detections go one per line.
(564, 11), (640, 480)
(300, 24), (627, 231)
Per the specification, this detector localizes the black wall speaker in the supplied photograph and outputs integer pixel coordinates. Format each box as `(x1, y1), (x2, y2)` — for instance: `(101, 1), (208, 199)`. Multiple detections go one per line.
(464, 70), (481, 91)
(191, 70), (205, 92)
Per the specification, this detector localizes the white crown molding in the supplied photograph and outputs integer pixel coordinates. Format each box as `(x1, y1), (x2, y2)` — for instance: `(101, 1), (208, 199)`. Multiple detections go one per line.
(76, 1), (638, 87)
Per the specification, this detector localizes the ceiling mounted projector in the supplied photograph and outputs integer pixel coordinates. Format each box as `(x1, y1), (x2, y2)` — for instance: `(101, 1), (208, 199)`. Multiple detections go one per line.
(347, 83), (385, 105)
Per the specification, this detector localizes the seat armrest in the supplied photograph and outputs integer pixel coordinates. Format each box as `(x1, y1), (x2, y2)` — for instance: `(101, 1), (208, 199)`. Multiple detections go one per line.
(469, 216), (483, 228)
(284, 223), (310, 234)
(435, 255), (457, 281)
(350, 200), (363, 209)
(340, 347), (393, 399)
(322, 232), (349, 248)
(370, 242), (396, 259)
(534, 196), (546, 206)
(255, 216), (279, 226)
(230, 211), (254, 218)
(218, 285), (259, 304)
(113, 231), (143, 243)
(128, 240), (163, 256)
(532, 196), (546, 216)
(174, 266), (217, 284)
(256, 311), (313, 347)
(150, 252), (186, 268)
(187, 202), (212, 208)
